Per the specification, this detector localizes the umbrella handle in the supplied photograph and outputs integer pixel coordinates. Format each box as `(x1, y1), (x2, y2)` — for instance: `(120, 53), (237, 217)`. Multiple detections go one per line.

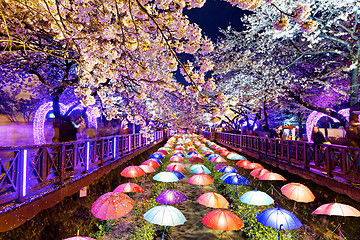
(162, 228), (165, 240)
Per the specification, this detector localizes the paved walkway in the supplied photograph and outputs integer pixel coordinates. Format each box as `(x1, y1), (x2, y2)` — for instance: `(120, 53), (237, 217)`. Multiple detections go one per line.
(166, 160), (245, 240)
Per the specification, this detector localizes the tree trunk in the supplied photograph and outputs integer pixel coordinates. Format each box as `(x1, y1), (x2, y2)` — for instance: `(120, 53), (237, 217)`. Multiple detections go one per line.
(52, 96), (61, 142)
(297, 112), (303, 138)
(350, 64), (359, 115)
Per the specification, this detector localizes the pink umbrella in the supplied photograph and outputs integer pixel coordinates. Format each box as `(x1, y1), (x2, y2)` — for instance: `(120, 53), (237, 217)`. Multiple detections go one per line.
(211, 157), (227, 163)
(250, 168), (270, 179)
(259, 172), (286, 181)
(166, 163), (185, 172)
(139, 165), (155, 173)
(312, 200), (360, 217)
(244, 163), (264, 170)
(188, 174), (214, 194)
(114, 183), (144, 193)
(91, 192), (134, 220)
(121, 166), (146, 178)
(170, 156), (185, 162)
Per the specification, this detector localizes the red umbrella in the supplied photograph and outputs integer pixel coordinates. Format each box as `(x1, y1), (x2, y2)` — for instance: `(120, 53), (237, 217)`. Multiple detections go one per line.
(114, 183), (144, 193)
(312, 200), (360, 217)
(203, 151), (214, 155)
(197, 192), (229, 209)
(250, 168), (270, 179)
(188, 173), (214, 194)
(211, 157), (227, 163)
(281, 183), (315, 203)
(189, 157), (205, 163)
(244, 163), (264, 170)
(202, 209), (243, 237)
(121, 166), (146, 178)
(188, 147), (197, 151)
(141, 160), (160, 168)
(259, 172), (286, 181)
(220, 151), (231, 156)
(157, 149), (169, 156)
(172, 150), (185, 155)
(170, 156), (185, 162)
(91, 192), (133, 220)
(176, 146), (185, 150)
(236, 160), (251, 168)
(139, 165), (155, 173)
(166, 163), (185, 172)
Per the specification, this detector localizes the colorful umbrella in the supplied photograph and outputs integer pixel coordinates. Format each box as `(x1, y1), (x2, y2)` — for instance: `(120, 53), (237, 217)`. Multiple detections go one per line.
(214, 164), (228, 170)
(259, 172), (286, 181)
(113, 183), (144, 193)
(223, 174), (250, 186)
(190, 164), (206, 171)
(227, 153), (247, 160)
(139, 165), (155, 173)
(312, 200), (360, 217)
(144, 205), (186, 226)
(220, 173), (237, 181)
(153, 172), (179, 183)
(192, 166), (211, 174)
(156, 189), (188, 204)
(187, 151), (198, 157)
(166, 163), (185, 172)
(188, 173), (214, 194)
(202, 210), (243, 236)
(244, 163), (264, 170)
(168, 171), (185, 180)
(91, 192), (134, 220)
(149, 152), (164, 159)
(257, 206), (302, 230)
(240, 190), (274, 206)
(197, 192), (229, 208)
(220, 151), (231, 157)
(141, 160), (161, 168)
(170, 156), (185, 162)
(121, 166), (146, 178)
(173, 152), (186, 158)
(281, 183), (315, 203)
(211, 156), (227, 163)
(236, 160), (251, 168)
(64, 236), (95, 240)
(157, 149), (169, 156)
(218, 166), (238, 173)
(250, 168), (270, 179)
(189, 157), (205, 163)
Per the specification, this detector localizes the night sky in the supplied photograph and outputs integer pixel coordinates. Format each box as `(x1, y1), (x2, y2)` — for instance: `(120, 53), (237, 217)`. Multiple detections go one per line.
(176, 0), (248, 84)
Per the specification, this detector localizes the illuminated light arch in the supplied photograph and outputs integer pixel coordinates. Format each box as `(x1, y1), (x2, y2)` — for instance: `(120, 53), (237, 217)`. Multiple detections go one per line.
(306, 109), (349, 142)
(33, 102), (99, 144)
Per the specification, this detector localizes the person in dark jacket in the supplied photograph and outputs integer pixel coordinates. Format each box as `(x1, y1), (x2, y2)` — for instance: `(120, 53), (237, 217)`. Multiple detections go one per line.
(311, 126), (326, 147)
(346, 114), (360, 148)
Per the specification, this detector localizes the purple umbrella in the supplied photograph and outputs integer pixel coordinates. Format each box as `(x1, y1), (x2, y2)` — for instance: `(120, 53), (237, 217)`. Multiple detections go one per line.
(156, 189), (188, 204)
(214, 164), (228, 170)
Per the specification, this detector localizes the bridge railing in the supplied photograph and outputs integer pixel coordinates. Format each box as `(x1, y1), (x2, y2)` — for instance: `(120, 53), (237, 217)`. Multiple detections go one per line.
(0, 131), (164, 206)
(199, 131), (360, 184)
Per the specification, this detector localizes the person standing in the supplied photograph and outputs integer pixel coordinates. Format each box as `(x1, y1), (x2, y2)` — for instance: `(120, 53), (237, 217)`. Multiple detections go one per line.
(311, 126), (326, 147)
(345, 115), (360, 148)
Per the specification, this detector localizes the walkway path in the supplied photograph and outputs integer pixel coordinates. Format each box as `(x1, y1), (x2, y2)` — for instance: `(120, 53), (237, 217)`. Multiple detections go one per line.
(167, 160), (245, 240)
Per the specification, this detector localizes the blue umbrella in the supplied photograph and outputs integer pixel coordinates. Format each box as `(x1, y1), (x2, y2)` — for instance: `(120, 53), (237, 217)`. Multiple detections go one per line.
(257, 206), (302, 240)
(187, 151), (197, 157)
(223, 174), (250, 196)
(144, 205), (187, 239)
(204, 153), (212, 158)
(149, 152), (164, 159)
(192, 166), (211, 174)
(220, 173), (237, 181)
(208, 154), (220, 161)
(168, 171), (185, 180)
(240, 190), (274, 206)
(148, 158), (162, 165)
(153, 172), (179, 183)
(218, 166), (238, 173)
(173, 152), (185, 158)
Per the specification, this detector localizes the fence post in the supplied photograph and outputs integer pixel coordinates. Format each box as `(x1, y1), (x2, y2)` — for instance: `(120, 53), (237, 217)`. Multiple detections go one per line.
(326, 146), (333, 178)
(113, 136), (117, 159)
(85, 141), (90, 171)
(59, 144), (65, 185)
(304, 143), (309, 170)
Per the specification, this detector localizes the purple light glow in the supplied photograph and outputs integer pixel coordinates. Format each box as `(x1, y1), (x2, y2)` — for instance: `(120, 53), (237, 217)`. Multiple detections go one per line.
(306, 109), (349, 142)
(22, 149), (27, 197)
(86, 142), (90, 171)
(113, 137), (117, 159)
(33, 102), (99, 144)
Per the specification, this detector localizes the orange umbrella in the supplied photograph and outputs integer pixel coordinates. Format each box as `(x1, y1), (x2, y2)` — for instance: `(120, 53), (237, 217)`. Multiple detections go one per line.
(202, 209), (243, 238)
(197, 192), (229, 208)
(170, 156), (185, 162)
(188, 173), (214, 194)
(281, 183), (315, 203)
(312, 200), (360, 217)
(244, 163), (264, 170)
(250, 168), (270, 179)
(166, 163), (185, 172)
(236, 160), (251, 168)
(259, 172), (286, 181)
(139, 165), (155, 173)
(91, 192), (133, 220)
(114, 183), (144, 193)
(121, 166), (146, 178)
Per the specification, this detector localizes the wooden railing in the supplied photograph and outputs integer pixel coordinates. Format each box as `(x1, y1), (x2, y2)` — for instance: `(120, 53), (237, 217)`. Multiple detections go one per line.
(0, 131), (164, 206)
(199, 131), (360, 184)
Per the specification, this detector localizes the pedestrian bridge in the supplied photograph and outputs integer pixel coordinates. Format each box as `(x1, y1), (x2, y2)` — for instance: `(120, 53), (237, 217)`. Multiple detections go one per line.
(199, 131), (360, 203)
(0, 131), (165, 232)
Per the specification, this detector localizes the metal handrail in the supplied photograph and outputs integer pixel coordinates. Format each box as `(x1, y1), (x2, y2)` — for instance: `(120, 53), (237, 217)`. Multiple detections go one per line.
(199, 131), (360, 183)
(0, 131), (164, 206)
